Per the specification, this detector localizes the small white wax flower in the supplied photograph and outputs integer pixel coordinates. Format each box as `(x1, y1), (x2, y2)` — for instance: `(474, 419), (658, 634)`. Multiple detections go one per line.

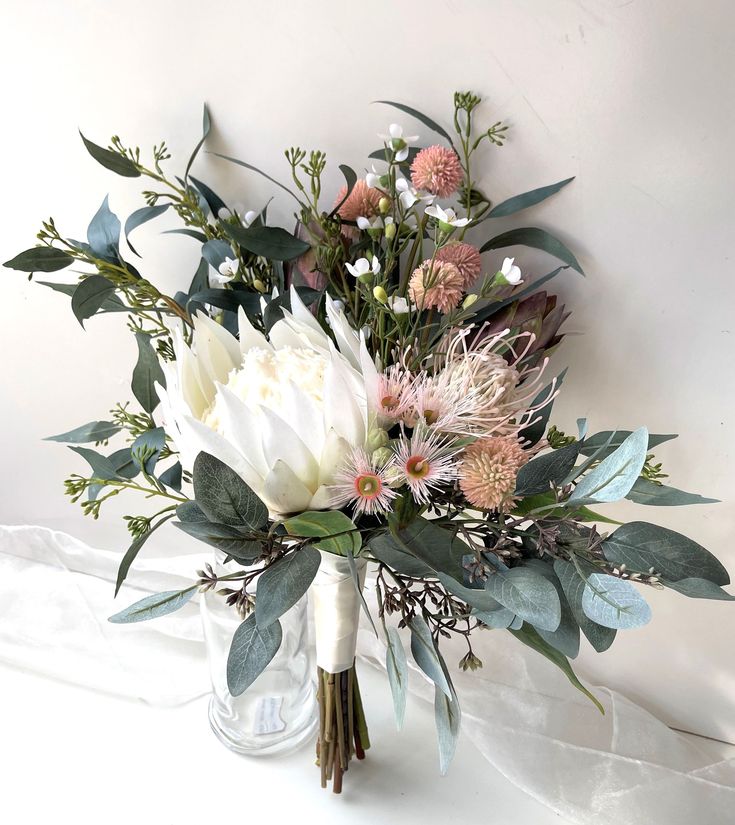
(365, 165), (387, 189)
(396, 177), (433, 210)
(357, 215), (394, 232)
(378, 123), (419, 162)
(500, 257), (523, 285)
(345, 256), (381, 278)
(212, 256), (239, 285)
(387, 295), (413, 314)
(424, 204), (470, 228)
(217, 204), (257, 227)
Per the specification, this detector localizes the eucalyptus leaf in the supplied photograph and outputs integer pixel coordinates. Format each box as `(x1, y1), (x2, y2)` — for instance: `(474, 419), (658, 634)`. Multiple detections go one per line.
(283, 510), (361, 556)
(553, 559), (616, 652)
(579, 431), (677, 459)
(189, 175), (227, 217)
(437, 572), (503, 614)
(3, 246), (74, 272)
(664, 578), (735, 601)
(391, 517), (466, 581)
(517, 368), (567, 447)
(192, 452), (268, 530)
(470, 267), (568, 327)
(185, 103), (211, 181)
(209, 152), (302, 203)
(36, 280), (128, 312)
(124, 204), (170, 256)
(189, 258), (210, 296)
(255, 547), (321, 629)
(515, 442), (580, 496)
(79, 132), (140, 177)
(473, 606), (516, 629)
(483, 567), (562, 631)
(69, 445), (123, 484)
(582, 574), (652, 629)
(570, 427), (648, 503)
(408, 615), (452, 698)
(368, 532), (434, 577)
(131, 427), (166, 474)
(385, 627), (408, 730)
(227, 614), (282, 696)
(132, 332), (166, 414)
(626, 478), (718, 506)
(108, 587), (196, 623)
(173, 520), (263, 560)
(201, 239), (234, 271)
(71, 275), (117, 326)
(176, 501), (209, 523)
(225, 223), (310, 261)
(480, 227), (584, 274)
(375, 99), (455, 147)
(525, 561), (580, 658)
(158, 461), (182, 491)
(188, 288), (261, 315)
(509, 624), (604, 713)
(115, 514), (175, 595)
(602, 521), (729, 585)
(330, 164), (358, 216)
(434, 683), (461, 776)
(512, 492), (622, 525)
(87, 196), (121, 261)
(45, 420), (121, 444)
(486, 177), (575, 218)
(162, 228), (209, 243)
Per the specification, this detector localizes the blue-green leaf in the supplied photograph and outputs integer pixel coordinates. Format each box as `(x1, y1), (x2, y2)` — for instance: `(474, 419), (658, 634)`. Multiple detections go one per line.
(131, 427), (166, 474)
(553, 559), (616, 652)
(515, 442), (580, 496)
(185, 103), (211, 181)
(45, 420), (121, 444)
(79, 131), (140, 177)
(517, 368), (567, 447)
(108, 587), (195, 623)
(385, 627), (408, 730)
(582, 574), (652, 629)
(87, 196), (121, 261)
(189, 175), (227, 217)
(409, 615), (452, 698)
(115, 513), (175, 595)
(483, 567), (561, 631)
(4, 246), (74, 272)
(131, 332), (165, 413)
(124, 204), (170, 256)
(173, 520), (262, 561)
(193, 452), (268, 530)
(664, 578), (735, 600)
(255, 547), (321, 629)
(625, 478), (719, 506)
(225, 223), (310, 261)
(486, 177), (575, 218)
(579, 431), (677, 458)
(209, 152), (302, 204)
(71, 275), (117, 326)
(570, 427), (648, 503)
(480, 227), (584, 274)
(201, 239), (234, 271)
(227, 614), (282, 696)
(374, 100), (455, 148)
(434, 682), (461, 776)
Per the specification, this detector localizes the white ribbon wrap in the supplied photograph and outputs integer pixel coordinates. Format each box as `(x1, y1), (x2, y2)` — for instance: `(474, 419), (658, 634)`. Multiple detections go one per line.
(310, 551), (367, 673)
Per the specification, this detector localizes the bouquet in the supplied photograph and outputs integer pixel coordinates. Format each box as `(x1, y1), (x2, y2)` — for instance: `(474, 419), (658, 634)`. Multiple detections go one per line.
(7, 92), (730, 794)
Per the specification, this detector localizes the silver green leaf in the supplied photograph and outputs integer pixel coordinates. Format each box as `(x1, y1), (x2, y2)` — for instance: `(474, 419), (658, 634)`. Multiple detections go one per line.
(570, 427), (648, 503)
(45, 420), (121, 444)
(385, 627), (408, 730)
(553, 559), (616, 652)
(483, 567), (561, 631)
(108, 587), (195, 623)
(582, 574), (652, 629)
(664, 578), (735, 600)
(409, 615), (452, 698)
(227, 614), (282, 697)
(255, 547), (321, 629)
(193, 452), (268, 530)
(434, 682), (461, 776)
(625, 478), (718, 506)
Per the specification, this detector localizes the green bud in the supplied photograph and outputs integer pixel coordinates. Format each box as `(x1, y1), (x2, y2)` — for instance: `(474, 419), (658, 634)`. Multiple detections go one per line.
(462, 293), (479, 309)
(366, 429), (390, 452)
(373, 285), (388, 304)
(252, 279), (267, 293)
(384, 222), (397, 240)
(378, 196), (391, 214)
(357, 272), (373, 284)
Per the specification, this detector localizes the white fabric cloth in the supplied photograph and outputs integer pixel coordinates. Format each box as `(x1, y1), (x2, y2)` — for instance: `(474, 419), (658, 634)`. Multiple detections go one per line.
(311, 550), (366, 672)
(1, 523), (734, 823)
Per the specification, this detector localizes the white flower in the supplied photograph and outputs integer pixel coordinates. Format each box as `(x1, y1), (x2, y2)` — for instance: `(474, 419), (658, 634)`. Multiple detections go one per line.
(499, 257), (523, 285)
(357, 215), (394, 231)
(387, 295), (413, 314)
(378, 123), (418, 163)
(217, 204), (257, 227)
(396, 177), (433, 210)
(345, 256), (381, 278)
(157, 287), (382, 516)
(424, 204), (470, 228)
(365, 165), (388, 189)
(211, 256), (239, 286)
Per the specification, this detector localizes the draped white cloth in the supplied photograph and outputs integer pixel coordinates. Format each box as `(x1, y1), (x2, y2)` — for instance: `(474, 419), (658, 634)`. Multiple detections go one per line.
(1, 523), (734, 824)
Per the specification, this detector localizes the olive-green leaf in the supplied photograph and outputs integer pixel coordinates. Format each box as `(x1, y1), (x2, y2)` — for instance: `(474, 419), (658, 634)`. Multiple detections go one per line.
(79, 131), (141, 177)
(486, 177), (575, 218)
(4, 246), (74, 272)
(225, 223), (310, 261)
(131, 332), (166, 413)
(602, 521), (729, 585)
(227, 614), (282, 696)
(108, 587), (196, 623)
(283, 510), (361, 556)
(255, 546), (321, 629)
(480, 227), (584, 274)
(193, 452), (268, 530)
(71, 275), (117, 326)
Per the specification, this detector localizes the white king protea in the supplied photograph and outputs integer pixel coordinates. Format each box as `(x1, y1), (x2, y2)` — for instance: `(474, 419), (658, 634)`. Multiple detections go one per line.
(157, 287), (379, 515)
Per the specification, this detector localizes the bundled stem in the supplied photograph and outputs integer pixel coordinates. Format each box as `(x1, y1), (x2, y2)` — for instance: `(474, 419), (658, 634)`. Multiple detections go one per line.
(315, 663), (370, 793)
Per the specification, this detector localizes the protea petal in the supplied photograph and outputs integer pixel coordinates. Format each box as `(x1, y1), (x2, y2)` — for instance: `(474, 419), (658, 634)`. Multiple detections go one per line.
(262, 460), (314, 514)
(258, 405), (320, 484)
(237, 306), (272, 354)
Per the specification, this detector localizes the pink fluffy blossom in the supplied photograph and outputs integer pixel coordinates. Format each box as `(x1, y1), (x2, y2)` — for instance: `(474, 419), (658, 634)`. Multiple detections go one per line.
(409, 259), (464, 313)
(333, 179), (382, 223)
(410, 145), (464, 198)
(458, 436), (528, 511)
(436, 242), (482, 289)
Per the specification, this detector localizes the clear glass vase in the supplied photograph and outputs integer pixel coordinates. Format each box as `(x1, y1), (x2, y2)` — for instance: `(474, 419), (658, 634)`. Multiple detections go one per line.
(200, 552), (318, 756)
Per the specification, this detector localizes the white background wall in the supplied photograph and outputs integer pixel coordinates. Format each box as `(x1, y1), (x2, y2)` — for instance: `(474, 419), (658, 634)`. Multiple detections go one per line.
(1, 0), (733, 741)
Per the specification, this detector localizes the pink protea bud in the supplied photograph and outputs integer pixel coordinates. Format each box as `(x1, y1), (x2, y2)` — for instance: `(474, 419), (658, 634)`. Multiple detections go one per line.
(410, 145), (464, 198)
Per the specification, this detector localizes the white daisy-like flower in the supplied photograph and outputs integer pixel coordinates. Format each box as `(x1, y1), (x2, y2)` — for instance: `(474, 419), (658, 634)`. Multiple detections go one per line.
(357, 215), (395, 232)
(330, 446), (397, 516)
(424, 204), (470, 228)
(499, 257), (523, 285)
(365, 164), (389, 189)
(345, 256), (381, 279)
(392, 425), (459, 504)
(378, 123), (419, 163)
(387, 295), (414, 314)
(211, 256), (239, 285)
(396, 177), (433, 210)
(217, 204), (258, 227)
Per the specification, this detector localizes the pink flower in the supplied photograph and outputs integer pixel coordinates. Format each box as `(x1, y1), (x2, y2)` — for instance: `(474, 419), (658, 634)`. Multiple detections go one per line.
(393, 426), (458, 504)
(333, 179), (382, 223)
(376, 364), (416, 426)
(410, 145), (464, 198)
(331, 447), (397, 516)
(409, 260), (465, 313)
(436, 242), (482, 289)
(458, 436), (528, 511)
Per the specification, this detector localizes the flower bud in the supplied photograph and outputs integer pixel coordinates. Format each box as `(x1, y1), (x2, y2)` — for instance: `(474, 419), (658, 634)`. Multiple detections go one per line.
(371, 446), (394, 466)
(252, 279), (267, 293)
(378, 196), (391, 214)
(462, 293), (479, 309)
(373, 285), (388, 304)
(384, 222), (397, 240)
(357, 272), (374, 284)
(366, 428), (390, 452)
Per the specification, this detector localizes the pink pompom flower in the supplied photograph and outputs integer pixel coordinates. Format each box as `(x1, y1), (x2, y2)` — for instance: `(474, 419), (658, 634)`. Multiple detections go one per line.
(409, 259), (465, 313)
(458, 436), (529, 511)
(410, 145), (464, 198)
(334, 179), (382, 223)
(436, 242), (482, 289)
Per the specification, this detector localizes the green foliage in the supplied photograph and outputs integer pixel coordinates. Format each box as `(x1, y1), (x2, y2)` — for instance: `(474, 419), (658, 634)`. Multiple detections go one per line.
(108, 587), (196, 623)
(3, 246), (74, 272)
(368, 532), (434, 577)
(408, 615), (452, 698)
(71, 275), (117, 326)
(515, 442), (580, 496)
(570, 427), (648, 503)
(192, 452), (268, 530)
(45, 420), (121, 444)
(131, 332), (166, 413)
(385, 627), (408, 730)
(553, 560), (617, 652)
(480, 227), (584, 274)
(227, 614), (282, 697)
(283, 510), (361, 556)
(115, 513), (175, 595)
(255, 547), (321, 629)
(483, 566), (562, 632)
(224, 223), (310, 262)
(581, 573), (652, 629)
(486, 177), (575, 219)
(626, 477), (718, 506)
